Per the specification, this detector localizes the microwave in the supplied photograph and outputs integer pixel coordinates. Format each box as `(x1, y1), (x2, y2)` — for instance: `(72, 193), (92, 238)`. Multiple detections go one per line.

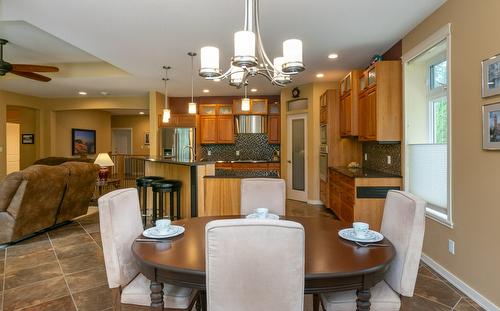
(320, 124), (327, 144)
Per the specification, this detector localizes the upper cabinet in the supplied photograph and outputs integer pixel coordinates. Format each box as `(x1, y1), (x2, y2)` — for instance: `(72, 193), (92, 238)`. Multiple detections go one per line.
(233, 98), (268, 115)
(358, 61), (402, 142)
(199, 104), (235, 144)
(158, 114), (196, 128)
(339, 71), (361, 137)
(268, 101), (281, 144)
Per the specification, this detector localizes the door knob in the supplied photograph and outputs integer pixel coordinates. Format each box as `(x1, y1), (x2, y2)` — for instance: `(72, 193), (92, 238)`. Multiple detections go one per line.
(287, 160), (292, 164)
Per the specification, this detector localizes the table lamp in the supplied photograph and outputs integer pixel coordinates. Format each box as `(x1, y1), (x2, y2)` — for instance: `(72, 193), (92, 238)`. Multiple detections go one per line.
(94, 153), (115, 181)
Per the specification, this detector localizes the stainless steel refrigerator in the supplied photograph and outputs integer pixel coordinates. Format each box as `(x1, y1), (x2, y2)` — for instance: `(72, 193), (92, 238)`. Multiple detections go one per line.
(161, 128), (196, 161)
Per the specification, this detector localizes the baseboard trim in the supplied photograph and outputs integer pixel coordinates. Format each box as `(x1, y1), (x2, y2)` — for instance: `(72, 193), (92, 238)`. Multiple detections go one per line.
(307, 200), (323, 205)
(421, 253), (499, 311)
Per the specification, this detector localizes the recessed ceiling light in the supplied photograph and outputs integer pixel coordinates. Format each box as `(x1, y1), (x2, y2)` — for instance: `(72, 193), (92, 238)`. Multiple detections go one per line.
(316, 73), (325, 78)
(250, 88), (258, 92)
(78, 91), (87, 95)
(203, 89), (210, 93)
(100, 91), (110, 96)
(139, 111), (145, 115)
(328, 53), (339, 59)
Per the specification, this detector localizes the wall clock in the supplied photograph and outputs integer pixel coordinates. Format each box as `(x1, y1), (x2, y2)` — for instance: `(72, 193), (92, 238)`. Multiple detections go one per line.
(292, 87), (300, 98)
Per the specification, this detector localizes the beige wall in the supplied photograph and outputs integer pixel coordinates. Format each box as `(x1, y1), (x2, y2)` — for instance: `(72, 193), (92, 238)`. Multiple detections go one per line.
(280, 81), (337, 203)
(111, 115), (150, 155)
(403, 0), (500, 306)
(54, 110), (111, 157)
(6, 106), (39, 169)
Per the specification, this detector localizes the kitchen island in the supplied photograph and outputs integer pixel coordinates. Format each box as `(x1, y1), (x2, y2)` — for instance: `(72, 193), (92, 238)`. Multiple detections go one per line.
(142, 157), (215, 218)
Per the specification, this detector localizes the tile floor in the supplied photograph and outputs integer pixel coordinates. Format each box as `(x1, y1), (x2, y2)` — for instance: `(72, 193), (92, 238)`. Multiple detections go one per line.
(0, 201), (485, 311)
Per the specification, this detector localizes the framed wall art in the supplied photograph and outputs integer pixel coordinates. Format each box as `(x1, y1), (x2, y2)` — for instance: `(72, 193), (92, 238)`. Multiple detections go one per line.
(482, 54), (500, 97)
(72, 128), (96, 155)
(482, 102), (500, 149)
(21, 134), (34, 144)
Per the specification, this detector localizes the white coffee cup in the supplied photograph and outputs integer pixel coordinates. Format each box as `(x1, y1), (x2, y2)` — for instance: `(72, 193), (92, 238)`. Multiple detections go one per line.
(256, 208), (269, 219)
(156, 219), (171, 234)
(353, 222), (369, 238)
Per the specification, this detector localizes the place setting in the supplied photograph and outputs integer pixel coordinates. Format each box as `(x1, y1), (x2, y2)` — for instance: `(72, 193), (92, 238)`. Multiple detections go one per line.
(338, 222), (390, 247)
(245, 207), (280, 220)
(136, 218), (185, 243)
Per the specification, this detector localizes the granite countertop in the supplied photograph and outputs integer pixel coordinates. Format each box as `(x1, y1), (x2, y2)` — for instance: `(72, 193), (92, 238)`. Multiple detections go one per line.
(330, 166), (402, 178)
(138, 156), (215, 166)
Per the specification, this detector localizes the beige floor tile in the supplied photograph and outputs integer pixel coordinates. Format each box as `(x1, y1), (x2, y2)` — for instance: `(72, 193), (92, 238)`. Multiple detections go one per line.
(72, 284), (112, 311)
(66, 267), (108, 294)
(50, 233), (94, 249)
(48, 223), (87, 240)
(4, 249), (57, 274)
(2, 276), (69, 311)
(53, 241), (101, 260)
(17, 295), (76, 311)
(58, 250), (105, 275)
(414, 274), (461, 308)
(4, 261), (62, 290)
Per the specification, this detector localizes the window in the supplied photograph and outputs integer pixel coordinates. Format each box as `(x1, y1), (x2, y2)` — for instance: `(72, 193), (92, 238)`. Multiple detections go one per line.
(403, 24), (452, 227)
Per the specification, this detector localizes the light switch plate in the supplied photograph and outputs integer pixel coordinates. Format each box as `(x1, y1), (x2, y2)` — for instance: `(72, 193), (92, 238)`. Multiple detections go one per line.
(208, 150), (212, 156)
(387, 155), (391, 164)
(236, 150), (240, 156)
(448, 239), (455, 255)
(364, 153), (368, 161)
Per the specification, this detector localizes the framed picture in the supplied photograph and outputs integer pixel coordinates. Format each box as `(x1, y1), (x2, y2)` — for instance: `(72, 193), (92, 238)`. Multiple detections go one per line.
(144, 132), (150, 145)
(482, 54), (500, 97)
(482, 103), (500, 149)
(22, 134), (34, 144)
(72, 128), (96, 155)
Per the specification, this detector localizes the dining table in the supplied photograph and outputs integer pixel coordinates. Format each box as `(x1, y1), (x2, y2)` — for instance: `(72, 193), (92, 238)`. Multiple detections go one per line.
(132, 216), (396, 311)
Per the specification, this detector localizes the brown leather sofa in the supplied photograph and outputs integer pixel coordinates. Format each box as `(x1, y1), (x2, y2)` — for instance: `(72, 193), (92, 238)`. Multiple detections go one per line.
(0, 162), (99, 244)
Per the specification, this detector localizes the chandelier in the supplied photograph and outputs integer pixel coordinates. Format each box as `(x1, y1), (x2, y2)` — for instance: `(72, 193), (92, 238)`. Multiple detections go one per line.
(199, 0), (305, 88)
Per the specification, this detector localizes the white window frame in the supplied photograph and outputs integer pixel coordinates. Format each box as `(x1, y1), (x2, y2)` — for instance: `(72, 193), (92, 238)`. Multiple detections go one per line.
(402, 23), (453, 228)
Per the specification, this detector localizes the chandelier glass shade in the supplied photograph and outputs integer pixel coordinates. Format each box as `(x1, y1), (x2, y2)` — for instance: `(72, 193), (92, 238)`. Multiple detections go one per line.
(199, 0), (304, 88)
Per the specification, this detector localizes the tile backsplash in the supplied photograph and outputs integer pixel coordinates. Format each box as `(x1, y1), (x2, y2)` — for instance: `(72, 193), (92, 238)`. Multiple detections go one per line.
(200, 134), (280, 161)
(362, 142), (401, 176)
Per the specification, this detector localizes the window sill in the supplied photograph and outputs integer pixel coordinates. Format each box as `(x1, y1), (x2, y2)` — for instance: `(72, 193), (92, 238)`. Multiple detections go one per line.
(425, 208), (453, 229)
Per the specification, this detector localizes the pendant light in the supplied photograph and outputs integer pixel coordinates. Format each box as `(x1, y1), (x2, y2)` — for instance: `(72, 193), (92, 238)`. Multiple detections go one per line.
(162, 66), (171, 123)
(187, 52), (197, 114)
(241, 84), (250, 111)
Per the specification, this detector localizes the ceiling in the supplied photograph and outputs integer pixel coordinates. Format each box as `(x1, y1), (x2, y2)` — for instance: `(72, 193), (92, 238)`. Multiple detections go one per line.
(0, 0), (445, 97)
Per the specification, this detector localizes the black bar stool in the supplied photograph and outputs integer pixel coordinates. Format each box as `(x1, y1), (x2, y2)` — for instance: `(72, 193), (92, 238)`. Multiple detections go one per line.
(151, 180), (182, 223)
(136, 176), (164, 225)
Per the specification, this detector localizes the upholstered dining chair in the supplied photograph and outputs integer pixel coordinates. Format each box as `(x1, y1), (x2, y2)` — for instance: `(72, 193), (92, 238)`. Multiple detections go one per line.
(240, 178), (286, 215)
(320, 190), (426, 311)
(205, 219), (305, 311)
(98, 188), (199, 311)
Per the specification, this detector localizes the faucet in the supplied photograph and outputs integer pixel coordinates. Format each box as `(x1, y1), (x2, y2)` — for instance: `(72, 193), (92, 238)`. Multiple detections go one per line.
(183, 145), (195, 161)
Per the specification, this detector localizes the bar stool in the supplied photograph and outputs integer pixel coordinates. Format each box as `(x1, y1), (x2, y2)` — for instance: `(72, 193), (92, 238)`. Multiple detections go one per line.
(151, 180), (182, 223)
(136, 176), (164, 226)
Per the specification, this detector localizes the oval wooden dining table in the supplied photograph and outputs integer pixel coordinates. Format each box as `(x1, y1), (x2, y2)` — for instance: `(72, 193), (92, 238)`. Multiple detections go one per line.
(132, 216), (396, 311)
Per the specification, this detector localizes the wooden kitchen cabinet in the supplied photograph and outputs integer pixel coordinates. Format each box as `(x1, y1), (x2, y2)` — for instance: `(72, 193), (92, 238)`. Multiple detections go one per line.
(158, 114), (196, 128)
(233, 99), (268, 115)
(268, 115), (280, 144)
(217, 115), (235, 144)
(339, 71), (360, 137)
(358, 61), (402, 142)
(268, 101), (280, 115)
(200, 116), (217, 144)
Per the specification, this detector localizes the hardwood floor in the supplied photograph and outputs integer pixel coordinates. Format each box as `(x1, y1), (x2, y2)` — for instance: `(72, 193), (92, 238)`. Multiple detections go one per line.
(0, 202), (485, 311)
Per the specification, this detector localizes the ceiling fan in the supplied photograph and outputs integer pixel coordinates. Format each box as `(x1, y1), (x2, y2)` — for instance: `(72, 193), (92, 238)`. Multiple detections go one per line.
(0, 38), (59, 82)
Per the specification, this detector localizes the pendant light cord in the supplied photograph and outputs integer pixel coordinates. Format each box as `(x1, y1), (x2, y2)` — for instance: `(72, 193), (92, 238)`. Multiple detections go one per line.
(191, 54), (194, 103)
(163, 66), (170, 109)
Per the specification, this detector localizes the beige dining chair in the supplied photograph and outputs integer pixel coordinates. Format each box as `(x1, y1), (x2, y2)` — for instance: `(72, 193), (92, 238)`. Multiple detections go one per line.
(320, 190), (426, 311)
(205, 219), (305, 311)
(98, 188), (199, 311)
(240, 178), (286, 215)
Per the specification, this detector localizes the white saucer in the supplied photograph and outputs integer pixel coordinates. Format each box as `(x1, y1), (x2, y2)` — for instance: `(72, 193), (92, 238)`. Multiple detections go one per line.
(245, 213), (280, 220)
(143, 225), (185, 239)
(338, 228), (384, 243)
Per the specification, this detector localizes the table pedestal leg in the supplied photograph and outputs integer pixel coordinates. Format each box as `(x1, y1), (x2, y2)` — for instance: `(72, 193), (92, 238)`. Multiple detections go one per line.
(313, 294), (320, 311)
(150, 281), (164, 311)
(200, 291), (207, 311)
(356, 288), (371, 311)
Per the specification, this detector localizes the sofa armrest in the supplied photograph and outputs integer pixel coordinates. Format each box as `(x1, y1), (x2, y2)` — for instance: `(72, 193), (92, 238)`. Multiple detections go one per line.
(0, 172), (23, 212)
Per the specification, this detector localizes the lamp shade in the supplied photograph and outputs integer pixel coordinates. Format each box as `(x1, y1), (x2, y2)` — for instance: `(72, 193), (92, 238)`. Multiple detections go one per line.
(283, 39), (303, 63)
(188, 102), (197, 114)
(200, 46), (220, 71)
(234, 31), (255, 58)
(94, 153), (114, 167)
(162, 108), (171, 123)
(241, 97), (251, 111)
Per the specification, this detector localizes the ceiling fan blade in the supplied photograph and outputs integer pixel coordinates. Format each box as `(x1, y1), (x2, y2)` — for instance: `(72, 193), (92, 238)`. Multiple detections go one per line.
(11, 70), (51, 82)
(11, 64), (59, 73)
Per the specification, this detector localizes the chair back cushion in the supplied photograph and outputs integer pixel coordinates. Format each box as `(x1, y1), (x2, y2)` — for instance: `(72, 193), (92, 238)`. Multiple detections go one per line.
(99, 188), (143, 288)
(56, 162), (99, 223)
(205, 219), (305, 311)
(240, 178), (286, 215)
(381, 190), (426, 297)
